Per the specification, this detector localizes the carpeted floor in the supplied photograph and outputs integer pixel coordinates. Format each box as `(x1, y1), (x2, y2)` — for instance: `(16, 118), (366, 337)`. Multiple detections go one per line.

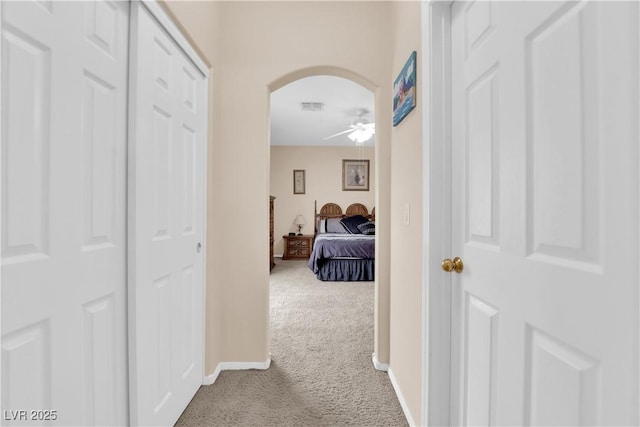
(175, 259), (408, 427)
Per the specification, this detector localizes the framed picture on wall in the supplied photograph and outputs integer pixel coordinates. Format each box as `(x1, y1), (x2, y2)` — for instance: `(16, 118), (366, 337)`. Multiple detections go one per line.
(342, 159), (369, 191)
(393, 50), (417, 126)
(293, 169), (305, 194)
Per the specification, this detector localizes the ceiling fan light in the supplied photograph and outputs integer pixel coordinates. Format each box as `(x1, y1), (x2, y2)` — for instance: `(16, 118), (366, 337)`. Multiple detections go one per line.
(348, 128), (374, 144)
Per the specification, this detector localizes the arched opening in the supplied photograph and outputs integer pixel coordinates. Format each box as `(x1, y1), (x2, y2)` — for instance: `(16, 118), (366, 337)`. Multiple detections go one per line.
(269, 66), (378, 94)
(267, 66), (387, 369)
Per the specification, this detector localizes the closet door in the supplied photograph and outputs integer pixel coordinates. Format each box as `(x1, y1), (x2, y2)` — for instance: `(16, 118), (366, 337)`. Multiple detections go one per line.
(1, 1), (129, 425)
(128, 2), (207, 425)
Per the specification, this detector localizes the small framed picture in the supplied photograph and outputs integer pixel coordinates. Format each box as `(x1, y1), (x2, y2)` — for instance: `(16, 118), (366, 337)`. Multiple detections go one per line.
(342, 159), (369, 191)
(293, 169), (305, 194)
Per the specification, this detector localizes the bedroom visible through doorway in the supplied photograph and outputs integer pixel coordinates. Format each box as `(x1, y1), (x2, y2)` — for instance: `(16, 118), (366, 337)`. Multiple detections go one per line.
(268, 72), (378, 362)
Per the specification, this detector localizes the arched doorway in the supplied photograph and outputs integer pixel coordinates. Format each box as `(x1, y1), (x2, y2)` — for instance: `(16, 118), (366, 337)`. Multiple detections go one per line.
(267, 66), (390, 370)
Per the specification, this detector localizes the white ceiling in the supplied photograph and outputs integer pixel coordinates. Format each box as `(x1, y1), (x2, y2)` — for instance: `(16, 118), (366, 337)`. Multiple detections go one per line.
(270, 75), (375, 147)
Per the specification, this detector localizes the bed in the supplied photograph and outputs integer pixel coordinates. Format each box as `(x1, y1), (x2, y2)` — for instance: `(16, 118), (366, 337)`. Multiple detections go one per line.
(307, 201), (376, 281)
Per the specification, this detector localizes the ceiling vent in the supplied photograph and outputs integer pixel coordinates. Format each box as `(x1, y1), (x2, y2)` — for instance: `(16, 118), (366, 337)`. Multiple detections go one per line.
(300, 102), (324, 112)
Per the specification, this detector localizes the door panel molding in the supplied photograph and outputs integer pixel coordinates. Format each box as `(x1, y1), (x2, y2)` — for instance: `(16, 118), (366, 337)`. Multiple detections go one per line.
(448, 1), (639, 425)
(1, 2), (129, 424)
(424, 1), (640, 426)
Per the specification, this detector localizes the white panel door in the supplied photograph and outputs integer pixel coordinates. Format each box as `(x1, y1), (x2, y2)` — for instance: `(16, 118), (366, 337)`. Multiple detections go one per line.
(128, 2), (206, 426)
(1, 1), (129, 425)
(450, 1), (638, 425)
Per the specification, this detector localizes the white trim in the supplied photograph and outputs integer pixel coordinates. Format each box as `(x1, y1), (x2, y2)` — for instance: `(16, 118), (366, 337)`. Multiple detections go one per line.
(421, 1), (453, 427)
(126, 4), (142, 421)
(202, 360), (271, 387)
(203, 364), (222, 386)
(199, 62), (210, 394)
(637, 3), (640, 423)
(372, 353), (389, 372)
(388, 367), (416, 427)
(0, 2), (4, 412)
(195, 2), (210, 391)
(139, 0), (209, 77)
(420, 2), (430, 424)
(219, 359), (272, 371)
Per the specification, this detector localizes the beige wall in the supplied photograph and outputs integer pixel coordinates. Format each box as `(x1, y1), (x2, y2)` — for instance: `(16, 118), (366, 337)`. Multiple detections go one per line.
(216, 0), (393, 366)
(389, 1), (424, 424)
(163, 1), (424, 424)
(270, 146), (375, 255)
(165, 0), (394, 369)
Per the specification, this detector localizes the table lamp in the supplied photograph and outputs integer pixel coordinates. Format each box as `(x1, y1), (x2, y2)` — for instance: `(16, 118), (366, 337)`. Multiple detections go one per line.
(294, 215), (306, 236)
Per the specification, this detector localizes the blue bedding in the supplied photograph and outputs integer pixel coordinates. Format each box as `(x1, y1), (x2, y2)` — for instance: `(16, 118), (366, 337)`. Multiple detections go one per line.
(313, 259), (374, 281)
(308, 233), (375, 281)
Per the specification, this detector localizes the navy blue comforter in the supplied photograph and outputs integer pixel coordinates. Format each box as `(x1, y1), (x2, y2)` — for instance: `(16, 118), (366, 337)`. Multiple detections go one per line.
(307, 233), (375, 274)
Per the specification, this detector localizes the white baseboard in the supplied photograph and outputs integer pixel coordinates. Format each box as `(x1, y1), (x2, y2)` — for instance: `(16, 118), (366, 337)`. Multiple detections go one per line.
(219, 359), (271, 371)
(372, 353), (389, 372)
(203, 359), (271, 385)
(202, 364), (221, 385)
(388, 367), (416, 427)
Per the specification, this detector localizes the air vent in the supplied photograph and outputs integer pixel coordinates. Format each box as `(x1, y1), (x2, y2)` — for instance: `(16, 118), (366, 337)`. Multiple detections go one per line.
(300, 102), (324, 112)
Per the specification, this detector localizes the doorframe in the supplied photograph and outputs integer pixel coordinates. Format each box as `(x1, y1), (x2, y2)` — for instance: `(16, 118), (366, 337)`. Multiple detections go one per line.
(637, 3), (640, 422)
(267, 67), (386, 368)
(421, 1), (453, 426)
(0, 1), (4, 412)
(126, 0), (210, 422)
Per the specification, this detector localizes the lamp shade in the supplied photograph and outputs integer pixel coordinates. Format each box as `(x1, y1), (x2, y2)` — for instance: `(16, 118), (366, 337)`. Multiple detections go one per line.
(294, 215), (306, 226)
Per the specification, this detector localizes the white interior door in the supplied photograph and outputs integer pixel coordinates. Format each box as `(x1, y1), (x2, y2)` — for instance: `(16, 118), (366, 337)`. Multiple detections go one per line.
(450, 1), (639, 425)
(1, 1), (129, 425)
(128, 2), (207, 425)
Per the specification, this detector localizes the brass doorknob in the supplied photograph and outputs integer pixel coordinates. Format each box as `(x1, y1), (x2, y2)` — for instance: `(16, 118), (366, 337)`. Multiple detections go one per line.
(442, 257), (464, 273)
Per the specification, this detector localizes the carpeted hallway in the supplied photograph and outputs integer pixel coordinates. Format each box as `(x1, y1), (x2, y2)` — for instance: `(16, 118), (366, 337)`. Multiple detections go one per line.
(175, 259), (408, 426)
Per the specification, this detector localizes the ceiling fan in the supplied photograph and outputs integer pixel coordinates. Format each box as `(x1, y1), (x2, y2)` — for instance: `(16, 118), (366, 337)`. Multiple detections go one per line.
(323, 109), (375, 144)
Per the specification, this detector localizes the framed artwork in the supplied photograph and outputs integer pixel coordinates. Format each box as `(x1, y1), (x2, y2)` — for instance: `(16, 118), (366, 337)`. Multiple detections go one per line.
(293, 169), (305, 194)
(393, 50), (417, 126)
(342, 159), (369, 191)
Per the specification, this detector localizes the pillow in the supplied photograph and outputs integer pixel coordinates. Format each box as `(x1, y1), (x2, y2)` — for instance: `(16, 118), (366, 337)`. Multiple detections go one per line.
(340, 215), (369, 234)
(319, 219), (327, 234)
(326, 218), (347, 233)
(357, 221), (375, 235)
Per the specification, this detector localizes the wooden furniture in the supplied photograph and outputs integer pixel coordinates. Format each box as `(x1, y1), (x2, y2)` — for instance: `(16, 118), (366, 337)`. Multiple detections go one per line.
(270, 196), (275, 270)
(314, 200), (375, 234)
(282, 234), (314, 260)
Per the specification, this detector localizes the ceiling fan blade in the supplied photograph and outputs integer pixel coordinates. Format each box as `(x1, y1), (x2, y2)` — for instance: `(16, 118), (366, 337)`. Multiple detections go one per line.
(322, 128), (354, 140)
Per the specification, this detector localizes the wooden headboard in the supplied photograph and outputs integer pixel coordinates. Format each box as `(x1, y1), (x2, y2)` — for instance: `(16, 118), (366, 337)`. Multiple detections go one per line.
(314, 201), (375, 234)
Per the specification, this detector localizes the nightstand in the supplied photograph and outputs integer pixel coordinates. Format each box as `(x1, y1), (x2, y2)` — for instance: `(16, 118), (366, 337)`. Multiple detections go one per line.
(282, 235), (314, 260)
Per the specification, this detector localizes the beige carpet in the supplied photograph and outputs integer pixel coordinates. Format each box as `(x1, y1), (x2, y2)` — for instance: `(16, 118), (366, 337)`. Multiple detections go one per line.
(175, 259), (408, 427)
